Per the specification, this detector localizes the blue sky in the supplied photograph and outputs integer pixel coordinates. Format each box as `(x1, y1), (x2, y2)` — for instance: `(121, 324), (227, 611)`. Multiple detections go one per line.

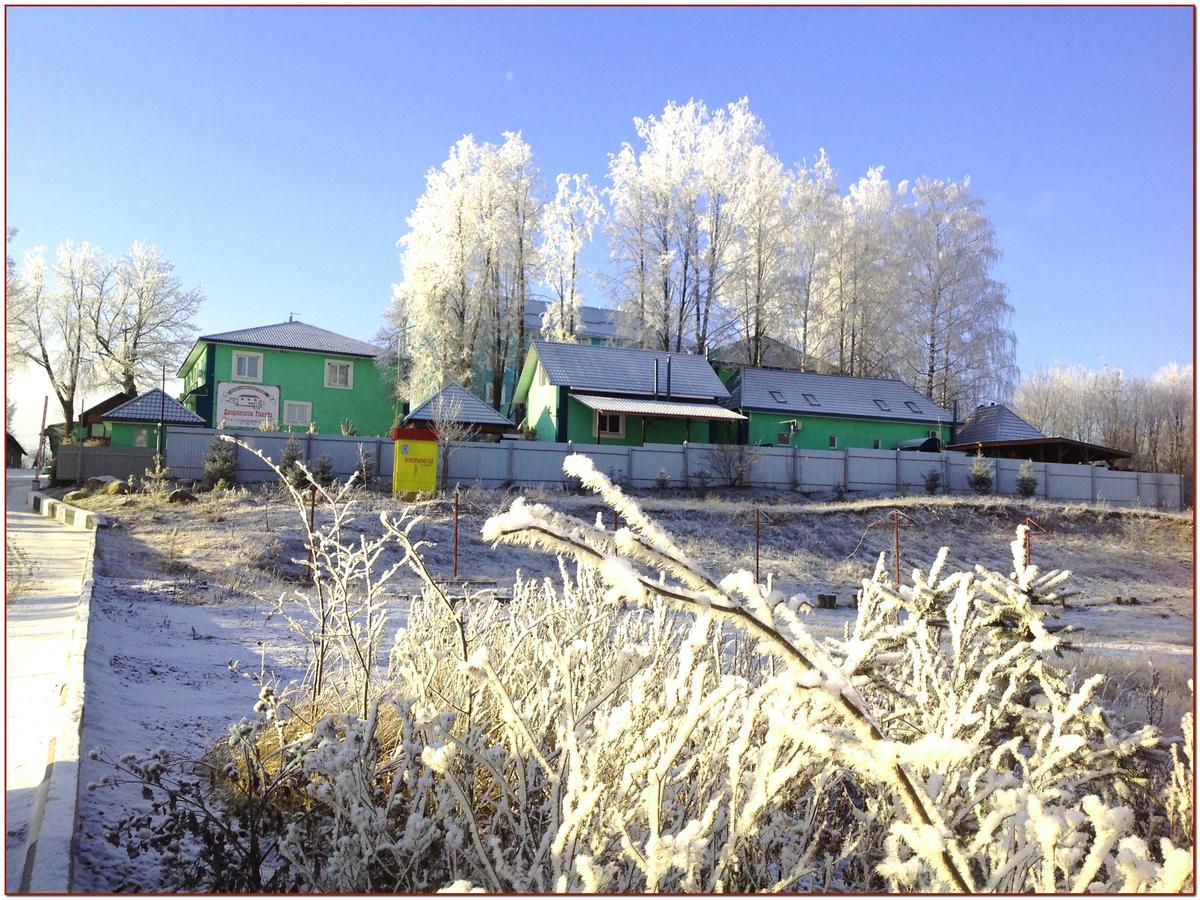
(4, 6), (1193, 439)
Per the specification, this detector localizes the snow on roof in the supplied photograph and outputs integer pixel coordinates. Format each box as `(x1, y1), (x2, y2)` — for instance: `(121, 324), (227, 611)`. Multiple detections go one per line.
(728, 367), (952, 425)
(954, 404), (1046, 443)
(531, 340), (730, 401)
(406, 383), (514, 428)
(103, 389), (205, 425)
(198, 320), (383, 358)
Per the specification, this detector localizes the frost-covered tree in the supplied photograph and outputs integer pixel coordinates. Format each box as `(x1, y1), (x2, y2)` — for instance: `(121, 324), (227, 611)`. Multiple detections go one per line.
(782, 151), (840, 367)
(606, 98), (768, 354)
(7, 242), (107, 434)
(539, 173), (602, 342)
(1014, 361), (1194, 491)
(88, 241), (204, 395)
(726, 144), (794, 365)
(822, 167), (904, 378)
(895, 177), (1017, 408)
(393, 133), (541, 409)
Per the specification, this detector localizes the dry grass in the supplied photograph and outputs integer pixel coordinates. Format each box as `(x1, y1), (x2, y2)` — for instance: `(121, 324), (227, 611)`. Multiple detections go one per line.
(1070, 649), (1193, 739)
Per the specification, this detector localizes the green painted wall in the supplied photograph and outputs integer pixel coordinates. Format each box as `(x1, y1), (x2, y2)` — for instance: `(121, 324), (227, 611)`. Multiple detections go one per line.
(180, 342), (395, 435)
(742, 411), (950, 450)
(525, 366), (561, 442)
(110, 422), (160, 449)
(563, 396), (712, 445)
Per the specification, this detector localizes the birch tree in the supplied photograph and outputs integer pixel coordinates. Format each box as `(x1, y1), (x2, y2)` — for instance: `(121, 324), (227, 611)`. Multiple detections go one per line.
(539, 173), (602, 342)
(393, 133), (541, 409)
(783, 152), (840, 368)
(88, 241), (204, 394)
(726, 145), (794, 365)
(7, 242), (106, 434)
(895, 176), (1016, 408)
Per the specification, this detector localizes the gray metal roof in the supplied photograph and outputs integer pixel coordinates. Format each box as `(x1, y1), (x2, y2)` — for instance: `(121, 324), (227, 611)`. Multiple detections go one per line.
(199, 320), (383, 358)
(406, 383), (514, 428)
(953, 404), (1045, 444)
(531, 340), (730, 401)
(524, 301), (626, 342)
(104, 389), (205, 425)
(573, 394), (745, 421)
(728, 367), (952, 425)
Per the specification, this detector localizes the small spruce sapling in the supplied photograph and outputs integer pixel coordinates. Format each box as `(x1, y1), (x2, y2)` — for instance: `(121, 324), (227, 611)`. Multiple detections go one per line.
(655, 469), (670, 491)
(1016, 460), (1038, 498)
(924, 468), (942, 495)
(967, 451), (994, 495)
(201, 437), (238, 488)
(311, 455), (335, 487)
(279, 436), (309, 490)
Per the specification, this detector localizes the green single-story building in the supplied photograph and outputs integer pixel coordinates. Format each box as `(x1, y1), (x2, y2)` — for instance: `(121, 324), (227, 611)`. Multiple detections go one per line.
(721, 367), (954, 450)
(177, 320), (396, 435)
(103, 388), (206, 449)
(513, 340), (744, 445)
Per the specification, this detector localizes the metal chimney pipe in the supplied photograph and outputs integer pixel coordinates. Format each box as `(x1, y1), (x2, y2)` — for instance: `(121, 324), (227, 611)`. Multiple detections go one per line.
(666, 356), (672, 401)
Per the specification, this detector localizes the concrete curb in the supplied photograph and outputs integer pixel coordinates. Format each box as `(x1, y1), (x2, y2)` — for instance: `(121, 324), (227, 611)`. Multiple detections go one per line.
(18, 525), (97, 893)
(26, 491), (106, 530)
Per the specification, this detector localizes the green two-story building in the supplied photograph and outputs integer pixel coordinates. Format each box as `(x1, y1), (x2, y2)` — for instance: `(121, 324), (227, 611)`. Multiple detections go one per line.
(177, 320), (396, 435)
(722, 366), (954, 450)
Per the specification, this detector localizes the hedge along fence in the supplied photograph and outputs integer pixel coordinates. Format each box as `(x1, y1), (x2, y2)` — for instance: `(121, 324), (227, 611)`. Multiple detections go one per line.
(124, 427), (1186, 510)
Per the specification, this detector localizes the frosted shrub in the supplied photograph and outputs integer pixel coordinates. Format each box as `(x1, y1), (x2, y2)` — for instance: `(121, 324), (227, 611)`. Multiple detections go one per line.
(100, 446), (1192, 893)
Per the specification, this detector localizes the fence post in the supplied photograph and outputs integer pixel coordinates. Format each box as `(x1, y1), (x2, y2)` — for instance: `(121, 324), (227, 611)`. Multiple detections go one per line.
(843, 449), (850, 492)
(1136, 471), (1143, 505)
(75, 447), (84, 485)
(1090, 463), (1097, 503)
(682, 441), (689, 489)
(506, 440), (515, 485)
(626, 446), (633, 486)
(895, 449), (901, 493)
(1043, 463), (1051, 500)
(942, 453), (949, 495)
(374, 437), (382, 477)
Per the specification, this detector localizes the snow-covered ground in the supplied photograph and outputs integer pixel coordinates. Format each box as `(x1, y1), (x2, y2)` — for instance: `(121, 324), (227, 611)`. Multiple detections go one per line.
(64, 484), (1192, 891)
(5, 472), (94, 892)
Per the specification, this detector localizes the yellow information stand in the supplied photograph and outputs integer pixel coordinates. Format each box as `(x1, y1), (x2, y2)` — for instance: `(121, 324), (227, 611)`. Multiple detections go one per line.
(392, 427), (439, 495)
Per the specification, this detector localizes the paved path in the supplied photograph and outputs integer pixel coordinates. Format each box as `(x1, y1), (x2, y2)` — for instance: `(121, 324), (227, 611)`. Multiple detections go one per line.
(5, 471), (93, 892)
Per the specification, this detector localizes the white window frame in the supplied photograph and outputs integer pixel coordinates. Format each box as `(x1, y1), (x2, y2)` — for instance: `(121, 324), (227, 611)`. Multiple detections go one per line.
(872, 438), (882, 450)
(596, 411), (625, 439)
(828, 435), (838, 449)
(283, 400), (313, 427)
(324, 359), (353, 390)
(232, 350), (263, 383)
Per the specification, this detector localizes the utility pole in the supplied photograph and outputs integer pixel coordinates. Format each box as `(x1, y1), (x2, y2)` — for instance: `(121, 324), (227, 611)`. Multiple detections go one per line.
(157, 363), (166, 459)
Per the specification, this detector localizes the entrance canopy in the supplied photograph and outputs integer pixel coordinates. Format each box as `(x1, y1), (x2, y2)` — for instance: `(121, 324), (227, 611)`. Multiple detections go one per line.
(574, 394), (745, 422)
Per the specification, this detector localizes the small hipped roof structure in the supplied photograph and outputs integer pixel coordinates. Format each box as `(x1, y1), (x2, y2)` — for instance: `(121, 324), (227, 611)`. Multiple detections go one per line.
(405, 383), (514, 434)
(947, 403), (1131, 466)
(103, 389), (205, 427)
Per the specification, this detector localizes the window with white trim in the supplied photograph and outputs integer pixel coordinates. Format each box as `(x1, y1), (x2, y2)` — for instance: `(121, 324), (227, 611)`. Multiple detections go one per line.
(872, 438), (881, 449)
(324, 360), (353, 389)
(828, 435), (838, 449)
(284, 400), (312, 426)
(597, 412), (625, 438)
(233, 351), (263, 382)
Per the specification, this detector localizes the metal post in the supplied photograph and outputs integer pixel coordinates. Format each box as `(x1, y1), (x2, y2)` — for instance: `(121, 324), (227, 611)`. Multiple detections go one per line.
(755, 507), (761, 584)
(33, 396), (48, 485)
(453, 488), (460, 580)
(892, 511), (901, 586)
(307, 483), (317, 582)
(157, 363), (166, 458)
